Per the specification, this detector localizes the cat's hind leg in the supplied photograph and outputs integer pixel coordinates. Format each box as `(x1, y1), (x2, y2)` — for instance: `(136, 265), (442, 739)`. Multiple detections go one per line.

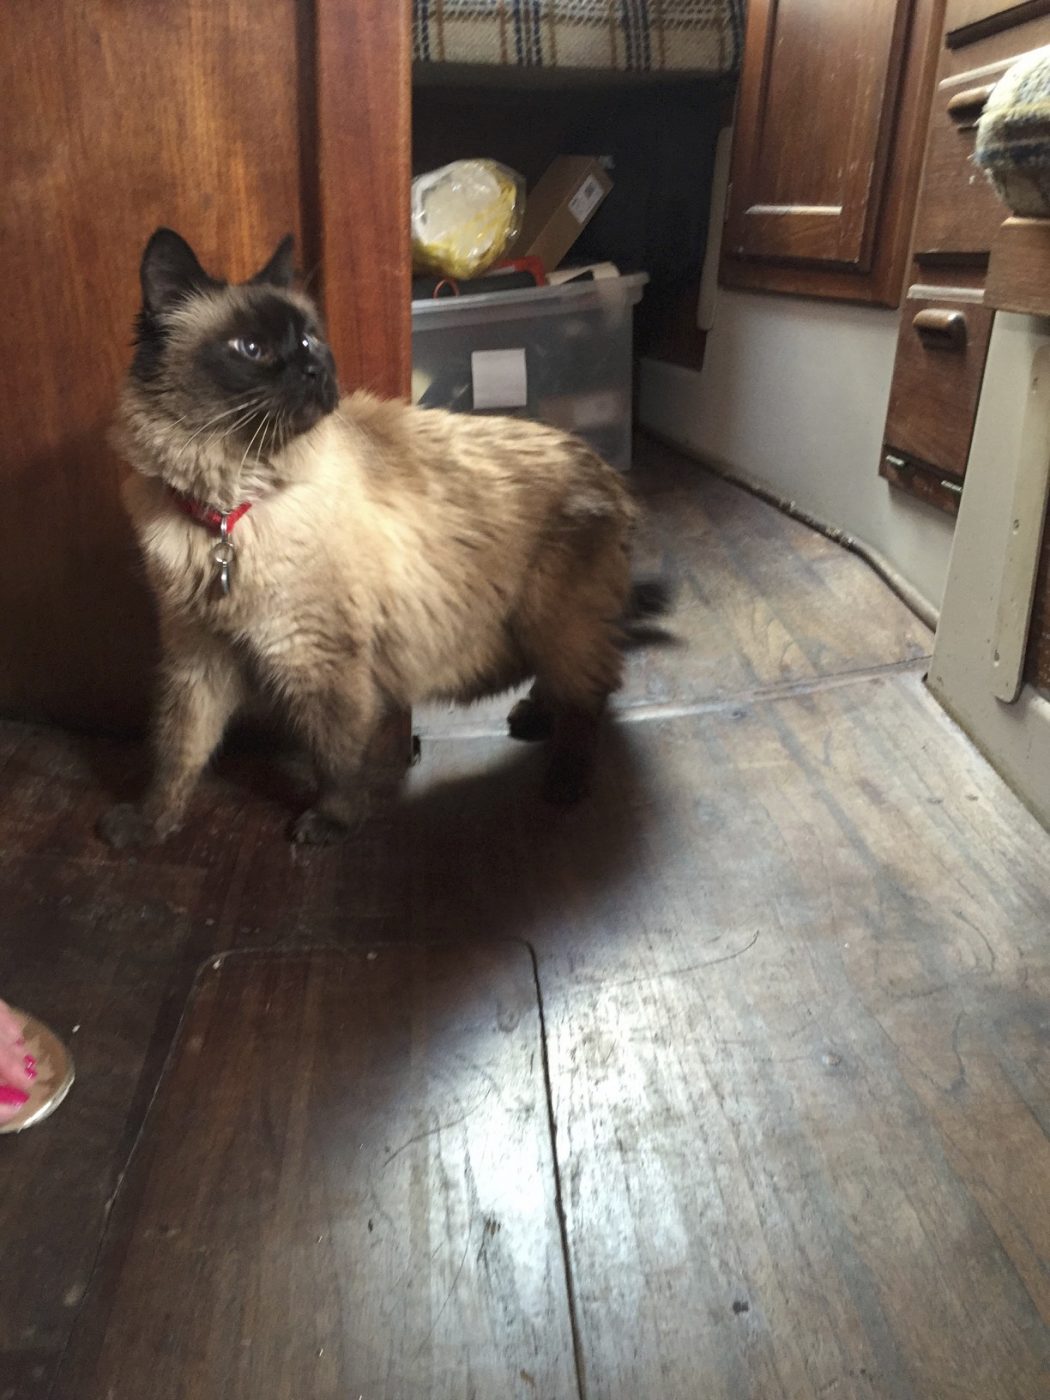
(528, 613), (625, 806)
(507, 684), (555, 742)
(512, 518), (631, 802)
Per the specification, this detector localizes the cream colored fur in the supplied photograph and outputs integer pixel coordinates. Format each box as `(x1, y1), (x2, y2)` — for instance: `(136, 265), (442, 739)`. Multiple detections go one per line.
(105, 362), (639, 845)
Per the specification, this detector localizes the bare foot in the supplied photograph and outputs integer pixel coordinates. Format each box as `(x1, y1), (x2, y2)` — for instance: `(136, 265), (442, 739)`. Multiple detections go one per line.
(0, 1000), (34, 1126)
(0, 1003), (75, 1134)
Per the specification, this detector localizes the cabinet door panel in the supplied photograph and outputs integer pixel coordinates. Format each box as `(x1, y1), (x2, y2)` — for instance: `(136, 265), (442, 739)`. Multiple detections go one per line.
(721, 0), (944, 305)
(726, 0), (913, 268)
(0, 0), (410, 732)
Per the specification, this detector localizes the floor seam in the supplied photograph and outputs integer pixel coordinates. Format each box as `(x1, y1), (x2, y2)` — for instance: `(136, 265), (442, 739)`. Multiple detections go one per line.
(419, 656), (931, 741)
(526, 941), (589, 1400)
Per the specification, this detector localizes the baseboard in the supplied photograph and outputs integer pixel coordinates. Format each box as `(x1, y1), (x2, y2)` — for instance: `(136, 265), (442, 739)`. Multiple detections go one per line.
(640, 428), (939, 632)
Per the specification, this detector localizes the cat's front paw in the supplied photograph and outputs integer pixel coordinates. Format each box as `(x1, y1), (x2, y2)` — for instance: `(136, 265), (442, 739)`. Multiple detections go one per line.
(97, 803), (161, 851)
(289, 807), (354, 847)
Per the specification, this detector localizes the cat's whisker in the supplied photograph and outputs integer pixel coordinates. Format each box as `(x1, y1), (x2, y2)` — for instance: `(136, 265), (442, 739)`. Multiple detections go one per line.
(263, 408), (280, 459)
(265, 412), (283, 461)
(265, 411), (280, 458)
(213, 402), (267, 447)
(198, 395), (272, 454)
(173, 395), (268, 461)
(256, 413), (274, 466)
(273, 410), (288, 454)
(193, 412), (262, 472)
(181, 395), (263, 440)
(239, 410), (270, 473)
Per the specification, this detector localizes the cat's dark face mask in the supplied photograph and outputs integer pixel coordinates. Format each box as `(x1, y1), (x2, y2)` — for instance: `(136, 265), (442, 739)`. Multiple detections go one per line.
(199, 293), (340, 440)
(132, 228), (339, 451)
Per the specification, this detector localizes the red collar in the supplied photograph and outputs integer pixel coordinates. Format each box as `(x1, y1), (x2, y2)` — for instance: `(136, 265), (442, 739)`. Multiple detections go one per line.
(170, 489), (254, 536)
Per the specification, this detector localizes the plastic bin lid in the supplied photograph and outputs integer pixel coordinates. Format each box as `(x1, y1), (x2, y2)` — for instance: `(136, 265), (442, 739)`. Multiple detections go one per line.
(411, 270), (649, 332)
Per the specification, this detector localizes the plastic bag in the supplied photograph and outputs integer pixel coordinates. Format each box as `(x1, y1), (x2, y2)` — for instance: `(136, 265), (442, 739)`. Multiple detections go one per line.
(411, 159), (525, 279)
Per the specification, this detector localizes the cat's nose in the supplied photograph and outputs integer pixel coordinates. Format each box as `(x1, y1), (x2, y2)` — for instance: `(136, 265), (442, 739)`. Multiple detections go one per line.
(301, 359), (319, 379)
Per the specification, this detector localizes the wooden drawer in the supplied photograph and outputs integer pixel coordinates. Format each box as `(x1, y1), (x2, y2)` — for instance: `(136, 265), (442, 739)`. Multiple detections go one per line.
(912, 67), (1010, 257)
(913, 15), (1050, 259)
(881, 290), (994, 509)
(946, 0), (1050, 39)
(947, 0), (1050, 44)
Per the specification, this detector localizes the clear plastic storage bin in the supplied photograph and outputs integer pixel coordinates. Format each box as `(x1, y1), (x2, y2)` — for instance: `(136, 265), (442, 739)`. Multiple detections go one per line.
(411, 272), (648, 470)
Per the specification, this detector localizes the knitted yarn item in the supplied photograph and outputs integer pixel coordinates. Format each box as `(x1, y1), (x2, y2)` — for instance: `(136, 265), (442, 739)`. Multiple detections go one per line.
(975, 46), (1050, 217)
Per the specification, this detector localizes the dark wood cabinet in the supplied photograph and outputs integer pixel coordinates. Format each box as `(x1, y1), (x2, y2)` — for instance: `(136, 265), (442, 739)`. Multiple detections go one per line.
(0, 0), (410, 733)
(721, 0), (945, 304)
(880, 5), (1050, 510)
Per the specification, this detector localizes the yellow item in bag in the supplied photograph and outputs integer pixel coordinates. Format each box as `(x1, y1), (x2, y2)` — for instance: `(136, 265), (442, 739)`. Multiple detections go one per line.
(411, 159), (525, 279)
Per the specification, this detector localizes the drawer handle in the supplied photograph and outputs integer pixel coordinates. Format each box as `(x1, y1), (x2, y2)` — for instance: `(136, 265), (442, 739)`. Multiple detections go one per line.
(946, 83), (997, 126)
(913, 308), (968, 349)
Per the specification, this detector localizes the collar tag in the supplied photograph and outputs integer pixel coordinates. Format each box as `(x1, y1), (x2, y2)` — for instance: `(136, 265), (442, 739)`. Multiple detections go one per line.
(212, 514), (235, 597)
(169, 490), (253, 599)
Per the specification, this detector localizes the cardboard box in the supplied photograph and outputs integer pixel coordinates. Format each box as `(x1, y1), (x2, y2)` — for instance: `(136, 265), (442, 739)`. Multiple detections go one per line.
(509, 156), (612, 272)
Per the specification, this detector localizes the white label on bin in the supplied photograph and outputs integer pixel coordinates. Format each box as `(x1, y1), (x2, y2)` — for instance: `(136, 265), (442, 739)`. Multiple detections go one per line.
(569, 175), (605, 225)
(471, 348), (528, 410)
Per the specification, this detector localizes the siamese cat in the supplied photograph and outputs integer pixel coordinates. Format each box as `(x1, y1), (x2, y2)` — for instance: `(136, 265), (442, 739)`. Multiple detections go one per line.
(100, 229), (662, 847)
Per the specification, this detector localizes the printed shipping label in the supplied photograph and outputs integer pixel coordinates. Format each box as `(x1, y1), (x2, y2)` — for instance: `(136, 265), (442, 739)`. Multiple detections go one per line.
(569, 175), (605, 225)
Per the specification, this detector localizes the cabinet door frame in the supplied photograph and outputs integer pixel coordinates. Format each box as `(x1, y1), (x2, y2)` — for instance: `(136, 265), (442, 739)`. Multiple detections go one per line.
(315, 0), (411, 400)
(316, 0), (414, 765)
(721, 0), (946, 306)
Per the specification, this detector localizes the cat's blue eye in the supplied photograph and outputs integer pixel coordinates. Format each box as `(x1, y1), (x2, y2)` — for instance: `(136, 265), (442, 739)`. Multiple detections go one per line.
(230, 337), (264, 360)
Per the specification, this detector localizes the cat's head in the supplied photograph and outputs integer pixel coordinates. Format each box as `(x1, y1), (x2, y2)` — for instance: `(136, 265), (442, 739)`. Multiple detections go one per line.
(129, 228), (339, 456)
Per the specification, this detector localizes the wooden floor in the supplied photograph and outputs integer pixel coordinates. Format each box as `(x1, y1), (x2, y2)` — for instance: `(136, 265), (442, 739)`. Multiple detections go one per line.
(2, 438), (1049, 1399)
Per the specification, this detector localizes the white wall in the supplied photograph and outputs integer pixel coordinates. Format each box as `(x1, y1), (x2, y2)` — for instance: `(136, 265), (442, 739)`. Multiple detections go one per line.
(638, 288), (958, 617)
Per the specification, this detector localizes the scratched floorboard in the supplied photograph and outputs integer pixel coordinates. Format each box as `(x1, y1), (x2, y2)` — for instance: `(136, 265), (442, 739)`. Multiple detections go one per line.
(3, 438), (1049, 1398)
(54, 946), (577, 1400)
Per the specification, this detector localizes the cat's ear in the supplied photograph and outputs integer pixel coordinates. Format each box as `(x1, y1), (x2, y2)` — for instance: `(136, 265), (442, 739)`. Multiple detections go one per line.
(250, 234), (296, 289)
(140, 229), (214, 313)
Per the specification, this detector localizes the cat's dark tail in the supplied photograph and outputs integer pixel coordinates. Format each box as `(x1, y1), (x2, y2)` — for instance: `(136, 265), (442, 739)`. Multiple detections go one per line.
(624, 577), (674, 622)
(620, 576), (676, 648)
